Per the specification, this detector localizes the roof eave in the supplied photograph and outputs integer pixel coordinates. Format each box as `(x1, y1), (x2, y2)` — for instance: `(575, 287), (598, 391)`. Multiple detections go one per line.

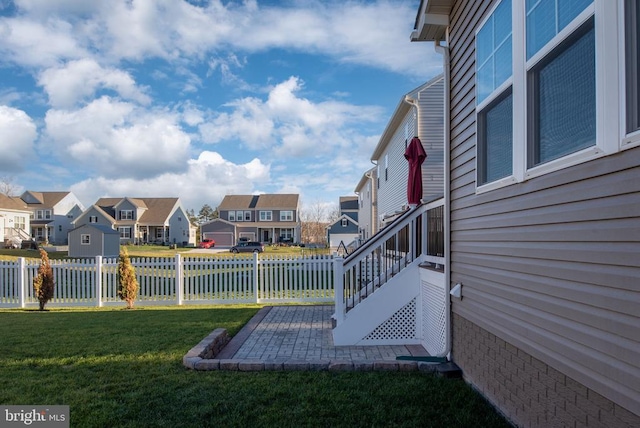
(411, 1), (452, 42)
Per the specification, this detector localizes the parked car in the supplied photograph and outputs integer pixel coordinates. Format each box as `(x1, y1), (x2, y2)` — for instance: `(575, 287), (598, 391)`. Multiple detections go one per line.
(199, 239), (215, 249)
(230, 241), (264, 253)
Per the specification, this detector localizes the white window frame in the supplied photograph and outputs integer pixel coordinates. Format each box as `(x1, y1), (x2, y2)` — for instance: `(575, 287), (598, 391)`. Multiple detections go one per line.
(280, 211), (293, 221)
(622, 0), (640, 148)
(341, 218), (348, 227)
(120, 210), (133, 220)
(81, 234), (90, 245)
(89, 216), (98, 223)
(236, 211), (244, 222)
(476, 0), (624, 192)
(228, 211), (235, 222)
(476, 0), (517, 193)
(523, 2), (604, 180)
(280, 229), (293, 239)
(119, 227), (131, 239)
(14, 216), (26, 229)
(244, 211), (251, 221)
(260, 211), (272, 221)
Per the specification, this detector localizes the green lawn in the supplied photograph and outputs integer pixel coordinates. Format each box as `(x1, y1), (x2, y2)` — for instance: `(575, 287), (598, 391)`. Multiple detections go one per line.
(0, 245), (329, 261)
(0, 306), (510, 427)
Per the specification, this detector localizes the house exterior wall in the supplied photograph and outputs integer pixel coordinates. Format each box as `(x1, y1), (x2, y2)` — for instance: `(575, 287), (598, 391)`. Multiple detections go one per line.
(168, 207), (194, 245)
(375, 76), (444, 230)
(440, 0), (640, 424)
(0, 209), (31, 246)
(78, 207), (113, 228)
(68, 225), (119, 258)
(355, 171), (375, 241)
(201, 220), (236, 246)
(376, 109), (416, 227)
(418, 78), (445, 201)
(48, 196), (84, 245)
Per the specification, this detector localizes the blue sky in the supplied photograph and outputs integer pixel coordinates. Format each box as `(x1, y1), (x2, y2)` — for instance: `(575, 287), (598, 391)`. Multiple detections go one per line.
(0, 0), (442, 214)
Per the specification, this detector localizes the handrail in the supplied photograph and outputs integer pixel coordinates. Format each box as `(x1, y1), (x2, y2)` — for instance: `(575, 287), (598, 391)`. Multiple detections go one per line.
(339, 203), (429, 314)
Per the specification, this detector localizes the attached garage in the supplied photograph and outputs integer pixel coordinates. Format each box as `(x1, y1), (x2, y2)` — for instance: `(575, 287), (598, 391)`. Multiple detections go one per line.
(200, 219), (236, 247)
(203, 232), (234, 247)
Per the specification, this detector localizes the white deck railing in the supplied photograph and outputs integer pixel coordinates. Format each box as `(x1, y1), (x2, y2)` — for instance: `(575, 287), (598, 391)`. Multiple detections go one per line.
(333, 199), (445, 323)
(0, 254), (335, 308)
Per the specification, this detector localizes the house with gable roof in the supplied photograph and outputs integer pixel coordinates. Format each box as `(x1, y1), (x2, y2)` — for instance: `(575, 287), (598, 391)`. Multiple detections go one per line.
(371, 74), (444, 230)
(200, 194), (300, 246)
(19, 191), (85, 245)
(0, 194), (31, 248)
(326, 196), (360, 251)
(73, 197), (195, 246)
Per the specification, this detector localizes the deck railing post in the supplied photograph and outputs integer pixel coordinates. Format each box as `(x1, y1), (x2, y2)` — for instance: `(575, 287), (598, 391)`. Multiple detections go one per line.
(253, 252), (260, 304)
(18, 257), (26, 309)
(333, 257), (344, 324)
(95, 256), (103, 307)
(175, 254), (183, 305)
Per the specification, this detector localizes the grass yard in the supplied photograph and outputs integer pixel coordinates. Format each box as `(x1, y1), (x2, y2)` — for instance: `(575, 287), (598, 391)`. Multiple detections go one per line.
(0, 244), (329, 261)
(0, 306), (511, 427)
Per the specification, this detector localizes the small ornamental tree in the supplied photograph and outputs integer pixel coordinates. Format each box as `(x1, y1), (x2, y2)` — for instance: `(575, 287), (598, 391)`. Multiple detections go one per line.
(33, 248), (55, 311)
(117, 247), (138, 309)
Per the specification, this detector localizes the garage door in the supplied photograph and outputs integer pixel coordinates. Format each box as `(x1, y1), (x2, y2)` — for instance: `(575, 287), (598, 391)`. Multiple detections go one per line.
(203, 232), (234, 247)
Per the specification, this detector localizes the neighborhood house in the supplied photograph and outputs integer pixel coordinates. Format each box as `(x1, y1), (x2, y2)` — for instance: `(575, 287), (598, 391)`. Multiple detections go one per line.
(73, 197), (195, 247)
(0, 194), (31, 249)
(200, 194), (301, 246)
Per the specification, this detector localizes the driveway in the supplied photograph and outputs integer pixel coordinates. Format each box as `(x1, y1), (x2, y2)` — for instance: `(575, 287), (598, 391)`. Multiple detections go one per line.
(185, 247), (230, 254)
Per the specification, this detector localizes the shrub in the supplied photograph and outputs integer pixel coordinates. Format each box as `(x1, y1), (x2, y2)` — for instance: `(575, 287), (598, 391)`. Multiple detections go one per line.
(117, 247), (138, 309)
(33, 248), (55, 311)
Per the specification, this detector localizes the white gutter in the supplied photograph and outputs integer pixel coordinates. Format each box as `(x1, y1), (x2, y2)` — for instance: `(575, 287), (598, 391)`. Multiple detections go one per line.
(404, 95), (420, 138)
(434, 31), (452, 360)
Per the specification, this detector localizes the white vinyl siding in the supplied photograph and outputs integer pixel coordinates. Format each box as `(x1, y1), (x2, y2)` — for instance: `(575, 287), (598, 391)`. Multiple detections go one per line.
(376, 111), (415, 223)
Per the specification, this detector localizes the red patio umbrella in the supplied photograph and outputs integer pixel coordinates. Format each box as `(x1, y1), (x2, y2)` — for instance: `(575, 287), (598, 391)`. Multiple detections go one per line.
(404, 136), (427, 206)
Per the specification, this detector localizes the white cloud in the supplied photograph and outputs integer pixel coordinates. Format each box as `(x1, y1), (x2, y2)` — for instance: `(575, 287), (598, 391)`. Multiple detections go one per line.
(38, 59), (151, 108)
(44, 96), (191, 179)
(201, 76), (382, 156)
(70, 151), (270, 210)
(0, 16), (87, 67)
(0, 106), (37, 172)
(2, 1), (436, 77)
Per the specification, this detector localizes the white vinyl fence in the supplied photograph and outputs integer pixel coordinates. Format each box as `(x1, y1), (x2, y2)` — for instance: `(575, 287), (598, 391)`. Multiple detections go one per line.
(0, 254), (335, 308)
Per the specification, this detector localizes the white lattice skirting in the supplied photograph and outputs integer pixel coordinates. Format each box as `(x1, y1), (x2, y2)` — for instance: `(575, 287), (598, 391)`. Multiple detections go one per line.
(362, 298), (418, 342)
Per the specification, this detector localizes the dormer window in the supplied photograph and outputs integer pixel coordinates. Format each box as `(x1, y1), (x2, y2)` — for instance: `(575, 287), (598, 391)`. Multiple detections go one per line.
(120, 210), (133, 220)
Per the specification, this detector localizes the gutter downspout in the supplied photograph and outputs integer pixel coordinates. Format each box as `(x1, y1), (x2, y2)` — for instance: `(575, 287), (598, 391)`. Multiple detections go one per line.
(435, 32), (452, 361)
(404, 95), (420, 139)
